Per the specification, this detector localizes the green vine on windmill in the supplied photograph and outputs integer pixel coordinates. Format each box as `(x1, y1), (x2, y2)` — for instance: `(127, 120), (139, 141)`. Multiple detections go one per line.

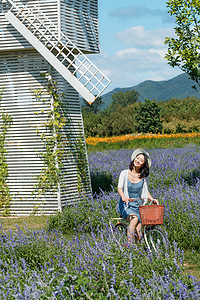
(0, 91), (13, 215)
(33, 74), (65, 196)
(34, 73), (89, 197)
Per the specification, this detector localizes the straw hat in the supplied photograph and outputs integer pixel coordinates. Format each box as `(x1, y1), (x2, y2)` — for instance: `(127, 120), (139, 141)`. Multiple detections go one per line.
(131, 148), (152, 168)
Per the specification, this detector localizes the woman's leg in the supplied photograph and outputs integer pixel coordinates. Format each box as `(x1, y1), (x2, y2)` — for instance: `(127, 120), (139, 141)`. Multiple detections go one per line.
(135, 222), (142, 243)
(127, 214), (139, 244)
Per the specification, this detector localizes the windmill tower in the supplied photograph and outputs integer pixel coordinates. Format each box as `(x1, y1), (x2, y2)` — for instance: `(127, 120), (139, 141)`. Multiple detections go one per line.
(0, 0), (110, 215)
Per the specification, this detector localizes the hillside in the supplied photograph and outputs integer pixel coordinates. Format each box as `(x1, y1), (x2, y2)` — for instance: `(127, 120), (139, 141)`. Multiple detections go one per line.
(100, 73), (200, 110)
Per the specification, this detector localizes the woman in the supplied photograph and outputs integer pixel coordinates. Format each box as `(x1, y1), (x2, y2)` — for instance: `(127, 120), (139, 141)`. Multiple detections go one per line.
(118, 148), (158, 245)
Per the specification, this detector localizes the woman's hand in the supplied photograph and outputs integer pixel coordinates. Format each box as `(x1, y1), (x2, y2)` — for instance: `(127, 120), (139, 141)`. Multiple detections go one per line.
(152, 199), (159, 205)
(118, 187), (129, 204)
(122, 196), (129, 204)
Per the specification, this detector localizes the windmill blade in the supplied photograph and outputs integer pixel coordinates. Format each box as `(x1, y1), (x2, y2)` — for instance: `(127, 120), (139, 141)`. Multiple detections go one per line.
(5, 2), (111, 104)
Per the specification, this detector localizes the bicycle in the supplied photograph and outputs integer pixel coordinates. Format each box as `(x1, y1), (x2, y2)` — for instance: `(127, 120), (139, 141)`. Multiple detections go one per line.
(109, 199), (168, 254)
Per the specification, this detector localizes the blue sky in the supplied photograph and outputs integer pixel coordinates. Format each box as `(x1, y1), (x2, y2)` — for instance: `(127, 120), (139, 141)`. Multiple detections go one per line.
(91, 0), (183, 93)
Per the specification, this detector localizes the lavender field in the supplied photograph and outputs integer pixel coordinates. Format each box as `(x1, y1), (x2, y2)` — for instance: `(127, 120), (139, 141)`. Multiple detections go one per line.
(88, 146), (200, 249)
(0, 146), (200, 299)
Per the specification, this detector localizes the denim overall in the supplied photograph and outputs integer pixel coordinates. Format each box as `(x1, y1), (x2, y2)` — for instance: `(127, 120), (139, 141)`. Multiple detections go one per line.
(118, 179), (144, 222)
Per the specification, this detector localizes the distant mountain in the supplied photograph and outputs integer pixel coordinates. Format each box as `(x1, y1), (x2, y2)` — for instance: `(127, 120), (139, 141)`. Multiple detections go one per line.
(100, 73), (200, 110)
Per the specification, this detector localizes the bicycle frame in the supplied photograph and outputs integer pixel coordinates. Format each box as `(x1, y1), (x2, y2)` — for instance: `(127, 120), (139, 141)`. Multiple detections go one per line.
(109, 217), (124, 235)
(143, 225), (156, 252)
(110, 201), (167, 253)
(109, 217), (166, 253)
(109, 217), (150, 234)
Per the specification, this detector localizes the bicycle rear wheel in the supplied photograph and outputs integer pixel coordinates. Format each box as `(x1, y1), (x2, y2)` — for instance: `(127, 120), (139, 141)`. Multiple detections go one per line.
(144, 227), (168, 254)
(113, 223), (127, 247)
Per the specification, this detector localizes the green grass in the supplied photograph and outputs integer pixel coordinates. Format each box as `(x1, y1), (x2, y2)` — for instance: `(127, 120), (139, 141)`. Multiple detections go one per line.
(184, 250), (200, 280)
(86, 136), (200, 153)
(0, 215), (49, 231)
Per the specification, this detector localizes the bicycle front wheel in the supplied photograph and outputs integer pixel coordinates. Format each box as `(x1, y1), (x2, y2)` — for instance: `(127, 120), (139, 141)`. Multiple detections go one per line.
(144, 227), (168, 254)
(113, 223), (127, 247)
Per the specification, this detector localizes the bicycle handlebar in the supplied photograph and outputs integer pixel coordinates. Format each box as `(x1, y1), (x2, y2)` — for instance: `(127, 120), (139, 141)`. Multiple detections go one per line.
(129, 198), (158, 205)
(129, 198), (135, 202)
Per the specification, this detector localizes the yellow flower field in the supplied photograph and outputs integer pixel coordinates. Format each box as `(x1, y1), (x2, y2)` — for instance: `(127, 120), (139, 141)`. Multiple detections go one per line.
(86, 132), (200, 145)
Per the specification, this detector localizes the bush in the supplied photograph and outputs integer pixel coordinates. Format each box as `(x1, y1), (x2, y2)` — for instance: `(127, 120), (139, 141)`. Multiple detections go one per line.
(135, 99), (163, 133)
(48, 191), (118, 234)
(90, 171), (113, 194)
(83, 104), (137, 137)
(13, 241), (58, 270)
(175, 123), (187, 133)
(181, 169), (200, 186)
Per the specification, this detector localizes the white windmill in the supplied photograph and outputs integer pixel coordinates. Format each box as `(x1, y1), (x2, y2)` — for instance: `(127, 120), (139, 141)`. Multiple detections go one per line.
(0, 0), (110, 215)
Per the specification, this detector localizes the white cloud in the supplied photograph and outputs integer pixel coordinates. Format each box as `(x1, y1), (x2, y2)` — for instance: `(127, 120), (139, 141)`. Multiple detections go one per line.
(89, 24), (181, 93)
(148, 48), (167, 58)
(115, 48), (139, 57)
(90, 48), (182, 93)
(114, 48), (166, 71)
(116, 26), (174, 48)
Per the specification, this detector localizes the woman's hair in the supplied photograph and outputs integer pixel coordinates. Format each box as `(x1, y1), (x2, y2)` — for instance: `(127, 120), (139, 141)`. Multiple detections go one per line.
(129, 154), (150, 178)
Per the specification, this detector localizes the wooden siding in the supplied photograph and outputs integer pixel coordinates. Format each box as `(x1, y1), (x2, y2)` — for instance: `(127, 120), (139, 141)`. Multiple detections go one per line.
(51, 69), (92, 206)
(0, 0), (99, 54)
(0, 50), (91, 215)
(60, 0), (99, 53)
(0, 0), (58, 52)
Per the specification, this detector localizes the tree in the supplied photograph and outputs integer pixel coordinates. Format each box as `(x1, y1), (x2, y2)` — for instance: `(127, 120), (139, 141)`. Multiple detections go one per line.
(165, 0), (200, 88)
(160, 97), (200, 122)
(107, 89), (139, 112)
(82, 110), (102, 137)
(82, 96), (104, 113)
(135, 99), (163, 133)
(82, 104), (137, 137)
